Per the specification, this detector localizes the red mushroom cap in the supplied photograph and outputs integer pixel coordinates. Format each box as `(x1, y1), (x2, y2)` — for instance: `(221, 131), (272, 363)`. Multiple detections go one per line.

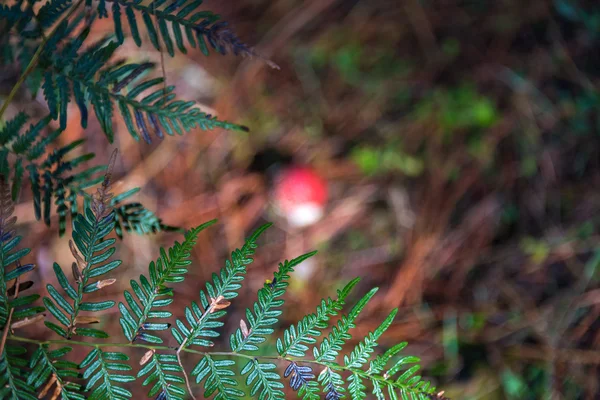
(273, 166), (328, 227)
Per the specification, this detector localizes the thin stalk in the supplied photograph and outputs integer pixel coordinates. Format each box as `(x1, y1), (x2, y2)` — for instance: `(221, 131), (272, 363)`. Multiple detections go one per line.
(8, 334), (412, 391)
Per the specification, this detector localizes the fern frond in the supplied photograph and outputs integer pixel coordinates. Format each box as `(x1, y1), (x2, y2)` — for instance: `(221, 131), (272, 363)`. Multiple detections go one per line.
(231, 252), (317, 400)
(344, 309), (398, 400)
(37, 0), (75, 30)
(192, 355), (244, 400)
(79, 348), (134, 399)
(44, 167), (121, 339)
(119, 220), (215, 344)
(0, 113), (180, 238)
(36, 27), (247, 144)
(138, 351), (186, 399)
(345, 309), (398, 369)
(111, 187), (181, 239)
(0, 112), (28, 146)
(308, 288), (376, 398)
(0, 346), (35, 400)
(230, 251), (317, 353)
(177, 224), (270, 398)
(277, 277), (360, 358)
(105, 0), (259, 59)
(31, 138), (104, 234)
(28, 344), (83, 399)
(0, 113), (104, 234)
(314, 288), (378, 363)
(241, 359), (285, 400)
(283, 362), (318, 400)
(0, 175), (43, 330)
(172, 223), (271, 351)
(319, 367), (344, 400)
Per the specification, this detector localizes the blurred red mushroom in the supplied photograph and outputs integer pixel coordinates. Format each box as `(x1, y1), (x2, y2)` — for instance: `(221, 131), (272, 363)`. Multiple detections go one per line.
(273, 166), (328, 228)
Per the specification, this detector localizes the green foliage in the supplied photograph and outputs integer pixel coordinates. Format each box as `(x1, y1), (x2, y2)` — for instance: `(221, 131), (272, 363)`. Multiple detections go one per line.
(352, 144), (424, 177)
(0, 113), (101, 234)
(38, 25), (246, 143)
(415, 85), (498, 133)
(0, 345), (34, 400)
(0, 2), (445, 399)
(80, 348), (134, 399)
(28, 345), (83, 399)
(0, 176), (43, 328)
(119, 220), (216, 344)
(0, 113), (173, 237)
(138, 351), (186, 399)
(106, 0), (255, 58)
(1, 0), (251, 146)
(0, 173), (441, 399)
(111, 188), (181, 239)
(44, 173), (121, 340)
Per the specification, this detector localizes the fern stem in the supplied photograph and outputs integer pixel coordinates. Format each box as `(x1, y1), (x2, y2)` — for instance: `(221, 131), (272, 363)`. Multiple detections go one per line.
(8, 334), (416, 392)
(0, 0), (85, 121)
(176, 350), (196, 400)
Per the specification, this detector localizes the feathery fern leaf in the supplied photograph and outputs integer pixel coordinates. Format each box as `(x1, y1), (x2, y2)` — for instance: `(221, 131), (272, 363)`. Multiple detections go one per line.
(0, 176), (43, 328)
(31, 138), (104, 234)
(0, 177), (43, 400)
(106, 0), (258, 59)
(345, 309), (398, 400)
(28, 344), (83, 400)
(172, 223), (271, 351)
(37, 0), (75, 30)
(231, 251), (317, 400)
(314, 287), (378, 363)
(138, 351), (186, 400)
(192, 355), (244, 400)
(179, 224), (270, 398)
(79, 348), (134, 399)
(36, 26), (247, 144)
(241, 359), (285, 400)
(0, 346), (35, 400)
(44, 167), (121, 339)
(0, 113), (106, 235)
(279, 283), (439, 400)
(230, 251), (317, 353)
(277, 277), (359, 358)
(308, 288), (378, 399)
(111, 187), (181, 239)
(119, 220), (215, 343)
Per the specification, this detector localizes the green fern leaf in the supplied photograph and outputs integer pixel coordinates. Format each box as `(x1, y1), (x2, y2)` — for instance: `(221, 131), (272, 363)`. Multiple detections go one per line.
(172, 223), (271, 351)
(119, 220), (214, 343)
(0, 346), (35, 400)
(79, 348), (134, 399)
(28, 344), (83, 399)
(138, 351), (186, 399)
(277, 278), (359, 358)
(192, 355), (244, 400)
(105, 0), (259, 60)
(0, 176), (43, 329)
(111, 187), (181, 239)
(44, 175), (120, 339)
(230, 251), (317, 353)
(241, 359), (285, 400)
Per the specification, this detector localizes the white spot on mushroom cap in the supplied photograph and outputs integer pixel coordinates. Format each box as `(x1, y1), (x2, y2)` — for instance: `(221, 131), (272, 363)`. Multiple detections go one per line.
(286, 202), (324, 227)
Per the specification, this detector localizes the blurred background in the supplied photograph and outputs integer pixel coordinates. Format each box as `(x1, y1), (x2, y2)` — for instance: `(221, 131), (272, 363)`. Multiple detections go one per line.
(10, 0), (600, 398)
